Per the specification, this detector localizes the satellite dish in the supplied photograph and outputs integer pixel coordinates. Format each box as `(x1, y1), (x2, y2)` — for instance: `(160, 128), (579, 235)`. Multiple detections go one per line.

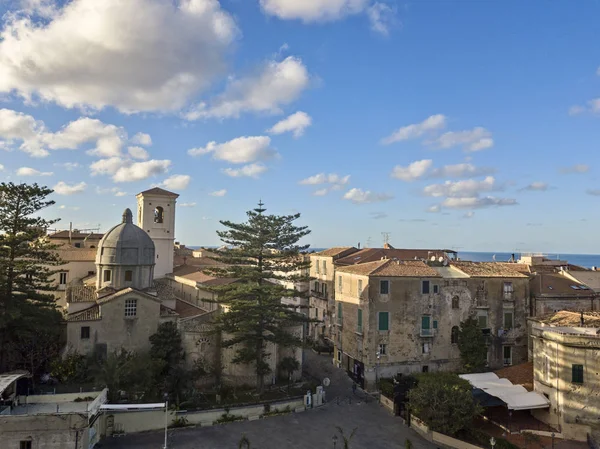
(438, 257), (444, 263)
(430, 256), (436, 261)
(323, 378), (331, 387)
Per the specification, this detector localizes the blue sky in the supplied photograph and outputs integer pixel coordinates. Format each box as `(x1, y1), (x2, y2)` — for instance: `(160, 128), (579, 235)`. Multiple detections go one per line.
(1, 0), (600, 253)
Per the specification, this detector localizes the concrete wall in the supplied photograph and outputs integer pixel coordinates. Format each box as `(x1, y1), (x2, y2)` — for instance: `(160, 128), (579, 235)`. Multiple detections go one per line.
(531, 325), (600, 441)
(167, 276), (218, 312)
(66, 292), (162, 355)
(334, 272), (529, 390)
(533, 297), (599, 316)
(0, 413), (89, 449)
(18, 391), (100, 404)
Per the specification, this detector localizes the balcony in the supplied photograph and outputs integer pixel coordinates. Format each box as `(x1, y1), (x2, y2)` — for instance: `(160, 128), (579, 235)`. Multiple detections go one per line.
(420, 328), (436, 338)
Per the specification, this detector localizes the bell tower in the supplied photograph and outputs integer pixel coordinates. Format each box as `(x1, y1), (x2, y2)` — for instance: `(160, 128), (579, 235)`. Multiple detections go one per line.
(136, 187), (179, 278)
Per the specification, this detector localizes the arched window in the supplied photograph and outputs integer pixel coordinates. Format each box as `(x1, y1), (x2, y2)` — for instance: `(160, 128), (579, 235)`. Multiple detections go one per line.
(452, 296), (459, 309)
(154, 206), (164, 223)
(451, 326), (459, 344)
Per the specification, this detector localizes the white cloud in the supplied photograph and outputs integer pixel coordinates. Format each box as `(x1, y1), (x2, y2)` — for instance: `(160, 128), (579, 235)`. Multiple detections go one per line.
(222, 163), (268, 178)
(0, 164), (4, 171)
(180, 202), (197, 208)
(463, 211), (474, 219)
(54, 162), (80, 170)
(429, 127), (494, 152)
(423, 176), (498, 198)
(131, 132), (152, 146)
(0, 0), (237, 113)
(90, 157), (124, 176)
(267, 111), (312, 138)
(427, 205), (440, 213)
(185, 56), (310, 119)
(343, 188), (393, 204)
(441, 196), (517, 210)
(0, 109), (139, 158)
(429, 163), (495, 179)
(128, 146), (150, 161)
(568, 105), (586, 116)
(259, 0), (369, 22)
(559, 164), (589, 174)
(569, 99), (600, 116)
(59, 205), (80, 211)
(209, 189), (227, 197)
(160, 174), (191, 190)
(16, 167), (53, 176)
(112, 160), (171, 183)
(53, 181), (87, 195)
(299, 172), (350, 195)
(114, 191), (127, 197)
(189, 136), (276, 164)
(586, 189), (600, 196)
(391, 159), (432, 182)
(381, 114), (446, 145)
(95, 186), (127, 197)
(367, 2), (396, 35)
(520, 182), (548, 192)
(370, 211), (388, 219)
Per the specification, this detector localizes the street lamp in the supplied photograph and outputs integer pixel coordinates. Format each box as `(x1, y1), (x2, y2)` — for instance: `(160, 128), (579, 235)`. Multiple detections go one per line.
(375, 350), (381, 390)
(490, 437), (496, 449)
(332, 434), (338, 448)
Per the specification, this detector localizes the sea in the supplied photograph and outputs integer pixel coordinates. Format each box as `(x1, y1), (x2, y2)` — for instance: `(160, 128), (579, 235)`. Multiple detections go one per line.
(190, 246), (600, 269)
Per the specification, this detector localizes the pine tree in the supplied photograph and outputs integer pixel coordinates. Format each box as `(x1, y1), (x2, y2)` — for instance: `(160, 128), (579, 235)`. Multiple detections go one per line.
(0, 182), (63, 373)
(207, 202), (312, 394)
(457, 315), (488, 373)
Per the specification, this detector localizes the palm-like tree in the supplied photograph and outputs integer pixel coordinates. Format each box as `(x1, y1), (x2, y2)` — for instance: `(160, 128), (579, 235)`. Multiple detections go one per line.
(335, 426), (358, 449)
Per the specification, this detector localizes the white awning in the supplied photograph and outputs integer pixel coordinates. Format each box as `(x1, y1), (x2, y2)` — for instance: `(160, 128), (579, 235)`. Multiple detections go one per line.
(460, 373), (550, 410)
(0, 372), (30, 396)
(99, 403), (166, 411)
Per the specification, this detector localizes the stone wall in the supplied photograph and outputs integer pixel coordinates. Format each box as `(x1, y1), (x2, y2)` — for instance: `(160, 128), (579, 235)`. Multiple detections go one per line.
(0, 413), (89, 449)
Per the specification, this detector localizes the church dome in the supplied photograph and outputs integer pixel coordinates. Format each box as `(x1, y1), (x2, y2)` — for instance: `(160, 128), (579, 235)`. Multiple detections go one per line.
(96, 209), (155, 267)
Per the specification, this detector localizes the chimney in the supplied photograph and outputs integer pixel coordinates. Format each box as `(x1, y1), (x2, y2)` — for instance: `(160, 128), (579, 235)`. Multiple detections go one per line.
(358, 242), (361, 250)
(511, 253), (515, 262)
(384, 243), (390, 249)
(580, 311), (585, 327)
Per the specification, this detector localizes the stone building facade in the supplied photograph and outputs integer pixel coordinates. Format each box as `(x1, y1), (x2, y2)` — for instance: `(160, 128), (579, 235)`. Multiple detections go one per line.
(333, 259), (529, 391)
(529, 311), (600, 442)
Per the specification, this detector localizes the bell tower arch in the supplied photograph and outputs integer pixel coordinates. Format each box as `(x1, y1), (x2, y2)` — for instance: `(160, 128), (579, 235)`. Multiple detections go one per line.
(136, 187), (179, 278)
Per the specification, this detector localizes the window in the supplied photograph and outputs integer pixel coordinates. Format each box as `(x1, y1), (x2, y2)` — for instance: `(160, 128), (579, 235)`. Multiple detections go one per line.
(421, 316), (432, 336)
(59, 272), (68, 285)
(378, 311), (389, 331)
(357, 309), (363, 333)
(544, 355), (551, 381)
(433, 320), (438, 329)
(478, 314), (488, 329)
(378, 343), (387, 356)
(103, 270), (111, 282)
(322, 260), (326, 274)
(314, 281), (319, 292)
(322, 283), (327, 297)
(80, 326), (90, 339)
(338, 275), (343, 293)
(422, 365), (429, 373)
(422, 280), (430, 294)
(503, 311), (514, 329)
(380, 280), (389, 295)
(451, 326), (459, 344)
(337, 350), (342, 362)
(503, 346), (512, 366)
(125, 270), (133, 282)
(358, 279), (363, 296)
(154, 206), (164, 223)
(20, 441), (32, 449)
(503, 282), (513, 299)
(74, 242), (81, 248)
(433, 284), (439, 294)
(422, 343), (430, 354)
(337, 302), (343, 325)
(125, 299), (137, 317)
(452, 296), (459, 309)
(315, 260), (320, 274)
(572, 364), (584, 384)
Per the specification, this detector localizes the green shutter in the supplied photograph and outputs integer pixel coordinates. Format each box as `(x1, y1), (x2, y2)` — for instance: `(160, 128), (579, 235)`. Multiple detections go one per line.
(421, 316), (431, 330)
(378, 312), (389, 331)
(357, 309), (363, 332)
(433, 320), (438, 329)
(572, 364), (584, 384)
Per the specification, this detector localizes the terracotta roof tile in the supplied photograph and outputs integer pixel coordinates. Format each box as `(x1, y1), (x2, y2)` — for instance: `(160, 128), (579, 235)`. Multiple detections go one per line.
(49, 231), (104, 240)
(68, 305), (101, 322)
(335, 248), (451, 266)
(495, 362), (533, 392)
(314, 247), (358, 257)
(336, 259), (441, 277)
(173, 256), (226, 268)
(534, 310), (600, 327)
(172, 265), (237, 286)
(531, 273), (596, 296)
(450, 262), (529, 278)
(175, 299), (207, 318)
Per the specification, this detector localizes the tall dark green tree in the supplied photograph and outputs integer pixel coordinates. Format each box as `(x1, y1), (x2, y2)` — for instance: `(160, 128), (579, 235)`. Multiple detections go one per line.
(207, 202), (312, 394)
(0, 182), (63, 373)
(458, 316), (488, 373)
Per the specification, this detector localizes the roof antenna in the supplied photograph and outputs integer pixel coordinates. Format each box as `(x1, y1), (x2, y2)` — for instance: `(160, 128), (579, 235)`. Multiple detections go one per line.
(382, 232), (391, 248)
(581, 311), (585, 327)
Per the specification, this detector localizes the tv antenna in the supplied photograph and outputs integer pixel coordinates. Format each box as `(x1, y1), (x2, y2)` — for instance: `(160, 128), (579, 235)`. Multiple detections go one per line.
(366, 236), (372, 248)
(382, 232), (391, 246)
